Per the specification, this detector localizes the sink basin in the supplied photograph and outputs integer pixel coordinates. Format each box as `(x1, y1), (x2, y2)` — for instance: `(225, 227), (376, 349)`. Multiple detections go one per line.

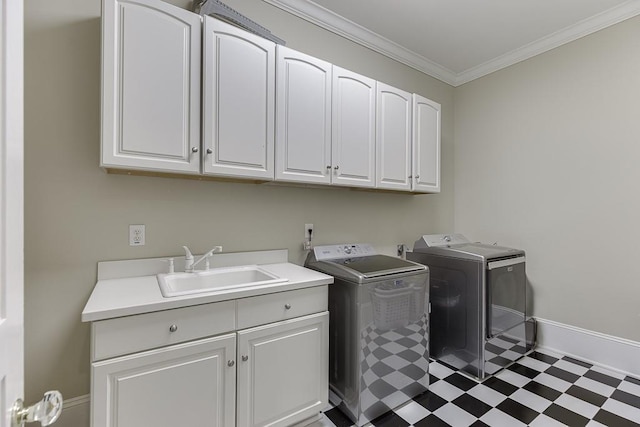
(157, 265), (288, 298)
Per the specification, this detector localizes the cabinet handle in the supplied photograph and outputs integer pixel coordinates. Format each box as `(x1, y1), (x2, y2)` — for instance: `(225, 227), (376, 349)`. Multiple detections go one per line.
(227, 360), (235, 367)
(284, 303), (292, 310)
(206, 148), (213, 154)
(191, 147), (199, 153)
(169, 324), (178, 333)
(242, 355), (249, 362)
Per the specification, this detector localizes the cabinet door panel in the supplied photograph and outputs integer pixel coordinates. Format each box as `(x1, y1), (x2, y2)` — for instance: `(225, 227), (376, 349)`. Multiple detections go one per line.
(377, 83), (412, 190)
(92, 334), (236, 427)
(237, 312), (329, 427)
(275, 46), (332, 184)
(203, 17), (275, 179)
(412, 94), (441, 193)
(101, 0), (201, 173)
(332, 67), (376, 187)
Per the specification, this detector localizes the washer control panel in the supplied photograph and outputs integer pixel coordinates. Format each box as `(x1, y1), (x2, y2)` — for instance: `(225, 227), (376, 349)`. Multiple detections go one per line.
(313, 243), (376, 260)
(419, 233), (470, 247)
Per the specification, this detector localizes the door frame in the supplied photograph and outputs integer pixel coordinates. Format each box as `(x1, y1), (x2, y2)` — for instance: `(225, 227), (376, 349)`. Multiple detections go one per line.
(0, 0), (25, 425)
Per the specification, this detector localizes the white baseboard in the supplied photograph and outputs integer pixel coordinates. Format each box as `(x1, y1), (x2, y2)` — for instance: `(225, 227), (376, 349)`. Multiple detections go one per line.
(55, 394), (90, 427)
(536, 317), (640, 378)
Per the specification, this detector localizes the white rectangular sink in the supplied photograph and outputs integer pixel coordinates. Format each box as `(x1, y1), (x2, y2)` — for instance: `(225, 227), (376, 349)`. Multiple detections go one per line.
(157, 265), (288, 298)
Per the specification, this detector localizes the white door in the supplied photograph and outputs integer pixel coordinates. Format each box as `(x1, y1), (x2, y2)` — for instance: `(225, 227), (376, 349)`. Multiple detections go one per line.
(202, 17), (275, 180)
(91, 334), (236, 427)
(412, 94), (441, 193)
(236, 312), (328, 427)
(275, 46), (332, 184)
(1, 3), (63, 425)
(331, 66), (376, 188)
(101, 0), (202, 174)
(376, 83), (412, 191)
(1, 0), (25, 424)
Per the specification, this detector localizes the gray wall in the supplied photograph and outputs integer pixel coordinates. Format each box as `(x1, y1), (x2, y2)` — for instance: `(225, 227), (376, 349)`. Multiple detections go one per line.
(23, 0), (454, 402)
(454, 16), (640, 341)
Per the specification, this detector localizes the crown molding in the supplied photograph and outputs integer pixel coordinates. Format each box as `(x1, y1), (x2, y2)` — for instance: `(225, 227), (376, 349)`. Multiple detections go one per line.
(262, 0), (640, 87)
(456, 0), (640, 85)
(261, 0), (458, 86)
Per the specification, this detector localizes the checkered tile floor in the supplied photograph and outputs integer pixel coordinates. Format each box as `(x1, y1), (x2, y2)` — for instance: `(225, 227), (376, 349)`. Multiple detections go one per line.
(312, 348), (640, 427)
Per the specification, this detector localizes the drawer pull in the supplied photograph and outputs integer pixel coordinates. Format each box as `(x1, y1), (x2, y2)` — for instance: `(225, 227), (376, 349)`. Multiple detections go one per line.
(169, 324), (178, 333)
(284, 304), (292, 310)
(227, 360), (235, 367)
(242, 355), (249, 362)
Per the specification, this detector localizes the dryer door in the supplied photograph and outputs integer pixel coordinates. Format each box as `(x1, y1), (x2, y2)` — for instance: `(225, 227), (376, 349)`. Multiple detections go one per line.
(486, 257), (526, 338)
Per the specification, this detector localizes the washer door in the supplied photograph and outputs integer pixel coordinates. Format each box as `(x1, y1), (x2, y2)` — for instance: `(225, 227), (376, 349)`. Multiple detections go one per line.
(486, 257), (526, 338)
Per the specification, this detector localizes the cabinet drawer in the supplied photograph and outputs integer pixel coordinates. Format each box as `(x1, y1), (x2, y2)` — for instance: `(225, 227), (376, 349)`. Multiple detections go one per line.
(92, 301), (236, 361)
(237, 285), (327, 329)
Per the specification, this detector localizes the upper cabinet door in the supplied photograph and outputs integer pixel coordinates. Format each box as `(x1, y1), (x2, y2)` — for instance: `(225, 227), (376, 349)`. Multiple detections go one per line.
(275, 46), (332, 184)
(376, 83), (412, 191)
(412, 94), (441, 193)
(101, 0), (201, 174)
(331, 66), (376, 188)
(203, 17), (275, 180)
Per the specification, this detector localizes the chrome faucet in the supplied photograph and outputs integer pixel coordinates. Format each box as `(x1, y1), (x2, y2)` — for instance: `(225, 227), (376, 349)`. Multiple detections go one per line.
(182, 245), (223, 273)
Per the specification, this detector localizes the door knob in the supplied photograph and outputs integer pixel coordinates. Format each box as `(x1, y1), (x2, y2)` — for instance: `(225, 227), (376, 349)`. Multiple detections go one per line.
(11, 391), (63, 427)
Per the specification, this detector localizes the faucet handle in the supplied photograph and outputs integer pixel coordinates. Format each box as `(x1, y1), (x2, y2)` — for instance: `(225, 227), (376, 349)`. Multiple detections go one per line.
(164, 258), (175, 274)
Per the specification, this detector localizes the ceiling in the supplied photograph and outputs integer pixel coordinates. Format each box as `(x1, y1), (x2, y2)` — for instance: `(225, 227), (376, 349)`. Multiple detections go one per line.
(261, 0), (640, 86)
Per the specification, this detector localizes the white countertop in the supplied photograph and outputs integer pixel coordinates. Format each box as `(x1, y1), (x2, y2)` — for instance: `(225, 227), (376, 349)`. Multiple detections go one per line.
(82, 250), (333, 322)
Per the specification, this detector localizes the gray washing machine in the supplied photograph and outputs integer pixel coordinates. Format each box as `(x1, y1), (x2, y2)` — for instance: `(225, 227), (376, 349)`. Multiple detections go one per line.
(305, 244), (429, 426)
(408, 234), (535, 381)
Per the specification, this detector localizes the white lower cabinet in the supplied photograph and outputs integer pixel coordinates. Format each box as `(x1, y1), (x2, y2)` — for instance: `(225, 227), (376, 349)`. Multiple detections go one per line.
(237, 313), (329, 427)
(92, 334), (237, 427)
(90, 287), (328, 427)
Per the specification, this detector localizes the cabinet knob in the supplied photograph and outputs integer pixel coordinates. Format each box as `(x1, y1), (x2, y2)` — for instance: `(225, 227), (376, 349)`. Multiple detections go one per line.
(326, 165), (331, 169)
(334, 165), (339, 170)
(169, 324), (178, 333)
(227, 360), (235, 367)
(415, 175), (420, 179)
(408, 175), (413, 179)
(191, 147), (199, 153)
(206, 148), (213, 154)
(242, 355), (249, 362)
(284, 303), (292, 310)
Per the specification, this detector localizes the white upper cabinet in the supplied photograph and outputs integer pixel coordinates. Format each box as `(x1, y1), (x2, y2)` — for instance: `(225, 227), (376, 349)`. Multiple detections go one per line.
(101, 0), (201, 174)
(331, 66), (376, 188)
(376, 83), (412, 191)
(275, 46), (332, 184)
(412, 94), (441, 193)
(203, 17), (275, 180)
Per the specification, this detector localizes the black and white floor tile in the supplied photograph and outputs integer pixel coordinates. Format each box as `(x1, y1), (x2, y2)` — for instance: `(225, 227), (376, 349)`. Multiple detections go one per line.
(312, 348), (640, 427)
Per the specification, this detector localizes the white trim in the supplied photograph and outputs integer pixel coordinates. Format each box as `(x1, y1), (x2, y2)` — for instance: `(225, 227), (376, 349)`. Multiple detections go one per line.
(54, 395), (90, 427)
(262, 0), (640, 87)
(456, 1), (640, 85)
(261, 0), (458, 86)
(536, 317), (640, 378)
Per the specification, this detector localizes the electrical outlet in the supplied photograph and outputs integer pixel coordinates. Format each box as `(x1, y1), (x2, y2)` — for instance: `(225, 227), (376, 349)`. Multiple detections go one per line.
(304, 223), (314, 239)
(129, 224), (145, 246)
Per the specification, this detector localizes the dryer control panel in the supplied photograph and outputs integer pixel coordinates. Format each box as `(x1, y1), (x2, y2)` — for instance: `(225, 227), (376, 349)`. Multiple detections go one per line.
(313, 244), (376, 260)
